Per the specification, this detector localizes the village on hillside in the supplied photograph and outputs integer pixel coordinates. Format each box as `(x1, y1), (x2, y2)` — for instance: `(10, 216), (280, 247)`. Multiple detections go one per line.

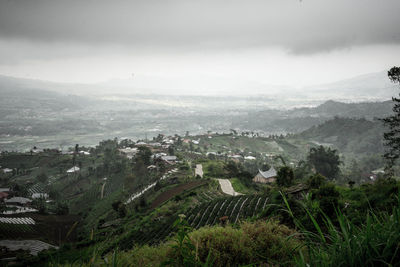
(0, 129), (387, 262)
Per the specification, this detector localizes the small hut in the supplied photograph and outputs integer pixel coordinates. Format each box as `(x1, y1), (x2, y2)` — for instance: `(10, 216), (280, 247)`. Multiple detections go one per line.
(253, 167), (277, 184)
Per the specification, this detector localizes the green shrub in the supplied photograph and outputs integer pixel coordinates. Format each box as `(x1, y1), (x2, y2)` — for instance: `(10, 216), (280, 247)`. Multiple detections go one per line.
(189, 220), (301, 266)
(307, 173), (326, 189)
(277, 166), (295, 187)
(282, 193), (400, 267)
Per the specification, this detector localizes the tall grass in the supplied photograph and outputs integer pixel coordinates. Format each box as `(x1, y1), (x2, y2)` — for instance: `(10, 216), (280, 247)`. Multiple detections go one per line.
(282, 193), (400, 267)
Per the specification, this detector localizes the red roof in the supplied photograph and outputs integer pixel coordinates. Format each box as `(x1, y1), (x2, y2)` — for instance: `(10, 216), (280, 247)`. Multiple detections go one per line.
(0, 192), (9, 199)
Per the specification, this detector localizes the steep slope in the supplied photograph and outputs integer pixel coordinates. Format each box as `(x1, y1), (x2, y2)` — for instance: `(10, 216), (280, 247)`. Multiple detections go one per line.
(297, 117), (385, 154)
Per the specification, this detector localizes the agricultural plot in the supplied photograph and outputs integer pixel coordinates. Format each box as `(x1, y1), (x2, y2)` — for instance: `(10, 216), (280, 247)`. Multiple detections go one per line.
(125, 168), (178, 205)
(119, 189), (225, 248)
(103, 174), (124, 198)
(0, 217), (35, 224)
(0, 239), (58, 256)
(0, 223), (37, 239)
(187, 195), (269, 229)
(150, 180), (207, 209)
(28, 183), (46, 195)
(69, 185), (101, 214)
(2, 206), (38, 215)
(181, 152), (207, 161)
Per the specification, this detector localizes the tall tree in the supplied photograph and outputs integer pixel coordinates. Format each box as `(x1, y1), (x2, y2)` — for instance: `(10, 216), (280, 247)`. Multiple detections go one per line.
(276, 166), (294, 187)
(382, 66), (400, 168)
(307, 146), (341, 179)
(137, 146), (152, 166)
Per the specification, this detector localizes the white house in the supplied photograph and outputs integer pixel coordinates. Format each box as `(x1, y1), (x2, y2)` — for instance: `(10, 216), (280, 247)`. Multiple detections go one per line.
(2, 168), (13, 174)
(118, 147), (138, 159)
(192, 139), (200, 145)
(136, 141), (147, 146)
(32, 193), (49, 199)
(66, 166), (80, 173)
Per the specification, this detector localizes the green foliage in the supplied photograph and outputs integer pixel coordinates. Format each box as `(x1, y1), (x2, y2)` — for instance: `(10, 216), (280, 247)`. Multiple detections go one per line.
(137, 146), (152, 166)
(111, 200), (126, 218)
(276, 166), (294, 187)
(294, 160), (313, 180)
(224, 160), (240, 177)
(313, 183), (340, 217)
(229, 178), (248, 194)
(189, 220), (301, 267)
(37, 171), (48, 183)
(299, 117), (385, 156)
(382, 66), (400, 168)
(307, 173), (327, 189)
(162, 216), (209, 267)
(291, 197), (400, 267)
(56, 202), (69, 215)
(205, 162), (225, 178)
(360, 177), (399, 212)
(308, 145), (341, 179)
(345, 159), (363, 184)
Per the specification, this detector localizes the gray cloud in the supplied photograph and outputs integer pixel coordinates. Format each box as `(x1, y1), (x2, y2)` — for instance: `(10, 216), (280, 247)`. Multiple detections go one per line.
(0, 0), (399, 55)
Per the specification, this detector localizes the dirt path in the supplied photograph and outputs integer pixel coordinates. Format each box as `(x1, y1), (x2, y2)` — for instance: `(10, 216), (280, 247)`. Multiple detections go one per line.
(195, 164), (203, 178)
(101, 182), (106, 199)
(217, 179), (242, 196)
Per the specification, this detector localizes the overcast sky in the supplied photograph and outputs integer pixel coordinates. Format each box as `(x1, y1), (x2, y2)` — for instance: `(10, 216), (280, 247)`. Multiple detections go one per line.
(0, 0), (399, 92)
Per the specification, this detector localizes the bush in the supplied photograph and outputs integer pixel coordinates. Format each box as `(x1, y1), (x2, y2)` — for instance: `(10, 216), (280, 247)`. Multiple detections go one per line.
(314, 183), (340, 217)
(276, 166), (294, 187)
(189, 220), (301, 266)
(307, 173), (327, 189)
(294, 198), (400, 267)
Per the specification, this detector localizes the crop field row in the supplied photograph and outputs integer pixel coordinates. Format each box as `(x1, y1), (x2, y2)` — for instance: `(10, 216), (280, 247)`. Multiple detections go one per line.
(28, 183), (46, 195)
(120, 193), (266, 250)
(0, 223), (37, 239)
(103, 175), (124, 198)
(123, 191), (223, 247)
(187, 195), (269, 229)
(0, 217), (35, 224)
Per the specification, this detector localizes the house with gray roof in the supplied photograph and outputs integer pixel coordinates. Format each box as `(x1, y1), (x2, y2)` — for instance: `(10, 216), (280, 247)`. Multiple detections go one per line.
(161, 155), (177, 164)
(253, 167), (277, 184)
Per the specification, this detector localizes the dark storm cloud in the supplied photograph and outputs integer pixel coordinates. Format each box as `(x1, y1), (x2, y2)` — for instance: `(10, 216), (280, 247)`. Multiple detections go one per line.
(0, 0), (399, 54)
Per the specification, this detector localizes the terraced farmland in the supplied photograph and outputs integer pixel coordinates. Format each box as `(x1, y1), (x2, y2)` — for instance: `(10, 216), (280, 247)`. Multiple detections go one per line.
(187, 195), (269, 229)
(0, 217), (35, 224)
(150, 180), (207, 209)
(0, 240), (59, 256)
(127, 194), (269, 247)
(0, 223), (37, 239)
(28, 183), (46, 195)
(114, 189), (227, 250)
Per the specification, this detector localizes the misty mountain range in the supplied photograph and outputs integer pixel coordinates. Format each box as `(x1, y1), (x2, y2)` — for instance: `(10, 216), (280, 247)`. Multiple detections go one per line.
(0, 69), (397, 101)
(0, 70), (396, 152)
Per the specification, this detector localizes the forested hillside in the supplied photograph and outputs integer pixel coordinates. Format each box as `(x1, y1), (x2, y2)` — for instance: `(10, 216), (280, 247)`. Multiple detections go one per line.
(297, 117), (385, 155)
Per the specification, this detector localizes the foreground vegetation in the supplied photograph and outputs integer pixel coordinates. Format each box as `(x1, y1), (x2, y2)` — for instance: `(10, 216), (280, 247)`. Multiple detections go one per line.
(35, 179), (400, 267)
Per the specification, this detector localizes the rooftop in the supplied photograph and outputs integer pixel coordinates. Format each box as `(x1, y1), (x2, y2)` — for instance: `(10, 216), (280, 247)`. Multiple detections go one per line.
(258, 167), (277, 179)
